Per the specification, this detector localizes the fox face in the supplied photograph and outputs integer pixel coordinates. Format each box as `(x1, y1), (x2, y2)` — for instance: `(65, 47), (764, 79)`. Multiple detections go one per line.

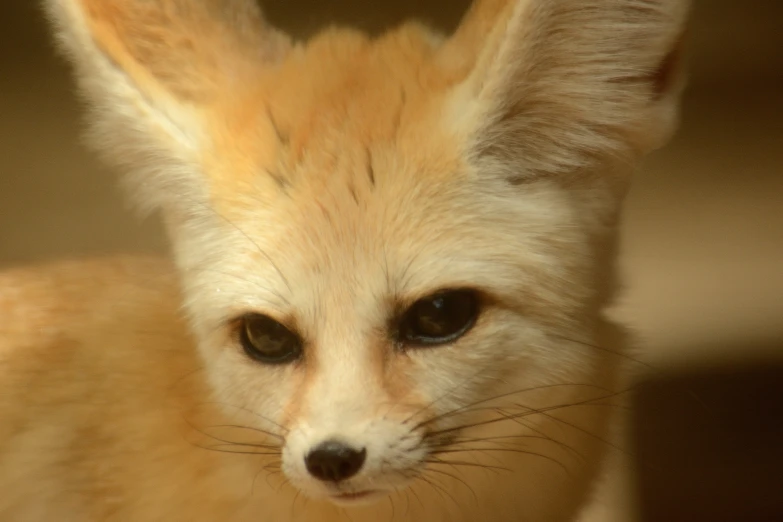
(175, 78), (606, 502)
(45, 0), (688, 512)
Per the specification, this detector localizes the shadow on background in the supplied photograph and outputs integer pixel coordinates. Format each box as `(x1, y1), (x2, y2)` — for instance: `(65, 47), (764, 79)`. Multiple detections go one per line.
(632, 349), (783, 522)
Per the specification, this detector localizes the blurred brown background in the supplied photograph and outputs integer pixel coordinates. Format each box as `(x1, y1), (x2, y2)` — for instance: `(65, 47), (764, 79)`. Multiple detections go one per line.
(1, 0), (781, 365)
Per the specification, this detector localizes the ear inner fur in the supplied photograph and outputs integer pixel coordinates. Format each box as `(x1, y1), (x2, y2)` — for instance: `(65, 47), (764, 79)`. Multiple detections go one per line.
(444, 0), (691, 182)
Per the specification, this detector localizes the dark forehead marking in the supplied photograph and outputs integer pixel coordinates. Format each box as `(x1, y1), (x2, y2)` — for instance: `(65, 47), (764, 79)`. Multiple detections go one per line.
(348, 181), (359, 204)
(393, 87), (407, 137)
(364, 85), (407, 189)
(266, 168), (290, 195)
(365, 147), (376, 187)
(266, 104), (289, 145)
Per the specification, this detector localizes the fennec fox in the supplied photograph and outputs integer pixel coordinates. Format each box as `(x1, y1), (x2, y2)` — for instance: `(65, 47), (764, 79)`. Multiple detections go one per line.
(0, 0), (689, 520)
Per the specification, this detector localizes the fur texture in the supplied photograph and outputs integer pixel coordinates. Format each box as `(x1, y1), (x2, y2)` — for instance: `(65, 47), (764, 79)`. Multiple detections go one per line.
(0, 0), (689, 520)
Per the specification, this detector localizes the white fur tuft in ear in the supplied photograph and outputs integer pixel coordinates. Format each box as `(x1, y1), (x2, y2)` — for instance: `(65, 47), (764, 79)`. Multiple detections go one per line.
(43, 0), (291, 212)
(444, 0), (691, 183)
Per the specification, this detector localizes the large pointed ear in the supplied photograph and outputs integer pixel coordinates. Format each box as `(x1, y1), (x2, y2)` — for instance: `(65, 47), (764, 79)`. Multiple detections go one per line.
(442, 0), (690, 182)
(43, 0), (291, 208)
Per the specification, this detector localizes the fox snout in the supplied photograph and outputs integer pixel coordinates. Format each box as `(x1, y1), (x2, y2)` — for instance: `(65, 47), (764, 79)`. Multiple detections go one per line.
(285, 413), (428, 503)
(281, 354), (431, 500)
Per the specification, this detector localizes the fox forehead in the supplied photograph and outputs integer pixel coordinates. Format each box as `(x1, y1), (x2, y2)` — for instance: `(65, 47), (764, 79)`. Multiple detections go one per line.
(183, 29), (587, 328)
(187, 160), (582, 338)
(166, 15), (614, 332)
(201, 23), (473, 209)
(187, 25), (521, 300)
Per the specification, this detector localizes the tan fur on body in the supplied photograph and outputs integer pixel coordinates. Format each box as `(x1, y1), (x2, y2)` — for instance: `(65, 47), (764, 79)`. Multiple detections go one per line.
(0, 0), (689, 520)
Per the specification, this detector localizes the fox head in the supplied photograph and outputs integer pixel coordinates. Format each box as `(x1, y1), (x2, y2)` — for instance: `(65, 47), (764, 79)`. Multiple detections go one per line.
(45, 0), (688, 510)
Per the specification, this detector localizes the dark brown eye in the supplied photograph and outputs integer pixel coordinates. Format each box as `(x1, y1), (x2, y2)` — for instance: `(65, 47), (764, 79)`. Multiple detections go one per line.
(398, 290), (479, 346)
(239, 314), (302, 365)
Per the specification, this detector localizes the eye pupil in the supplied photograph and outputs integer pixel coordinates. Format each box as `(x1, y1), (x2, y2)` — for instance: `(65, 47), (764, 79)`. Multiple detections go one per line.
(400, 290), (479, 346)
(240, 314), (302, 364)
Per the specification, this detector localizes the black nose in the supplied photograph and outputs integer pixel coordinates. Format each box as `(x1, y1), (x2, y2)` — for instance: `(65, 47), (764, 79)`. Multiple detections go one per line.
(304, 440), (367, 482)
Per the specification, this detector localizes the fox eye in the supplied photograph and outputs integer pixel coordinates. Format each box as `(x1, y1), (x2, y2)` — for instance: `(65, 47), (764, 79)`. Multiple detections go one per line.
(239, 314), (302, 365)
(399, 290), (479, 346)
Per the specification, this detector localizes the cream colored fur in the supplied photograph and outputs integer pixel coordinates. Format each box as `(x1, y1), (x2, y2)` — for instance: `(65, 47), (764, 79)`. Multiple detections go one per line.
(0, 0), (689, 520)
